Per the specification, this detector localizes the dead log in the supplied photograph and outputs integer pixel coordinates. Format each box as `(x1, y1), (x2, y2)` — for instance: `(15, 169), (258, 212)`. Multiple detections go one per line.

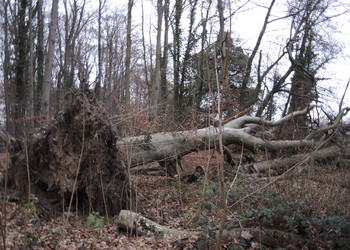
(116, 210), (198, 237)
(117, 106), (317, 168)
(116, 210), (316, 248)
(247, 145), (344, 173)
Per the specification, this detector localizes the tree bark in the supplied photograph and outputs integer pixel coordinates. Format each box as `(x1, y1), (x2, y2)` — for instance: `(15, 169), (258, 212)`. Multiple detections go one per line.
(117, 106), (316, 167)
(172, 0), (183, 115)
(239, 0), (276, 111)
(160, 0), (170, 112)
(124, 0), (134, 113)
(13, 0), (29, 136)
(248, 145), (342, 173)
(42, 0), (58, 118)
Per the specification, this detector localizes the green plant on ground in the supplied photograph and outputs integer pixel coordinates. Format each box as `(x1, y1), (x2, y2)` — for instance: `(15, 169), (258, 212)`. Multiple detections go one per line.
(22, 201), (37, 215)
(84, 212), (107, 228)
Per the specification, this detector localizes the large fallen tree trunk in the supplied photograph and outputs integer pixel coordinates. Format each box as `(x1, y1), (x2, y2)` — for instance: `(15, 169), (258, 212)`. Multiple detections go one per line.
(246, 145), (345, 174)
(116, 105), (319, 167)
(116, 105), (349, 176)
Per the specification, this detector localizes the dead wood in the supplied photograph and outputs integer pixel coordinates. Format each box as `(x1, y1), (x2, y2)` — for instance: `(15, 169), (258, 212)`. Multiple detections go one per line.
(246, 145), (347, 174)
(7, 89), (136, 216)
(117, 106), (317, 169)
(117, 210), (316, 249)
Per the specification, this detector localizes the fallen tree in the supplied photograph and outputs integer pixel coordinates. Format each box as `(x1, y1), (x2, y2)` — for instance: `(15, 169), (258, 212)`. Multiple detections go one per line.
(116, 210), (316, 249)
(117, 106), (349, 171)
(3, 89), (349, 216)
(246, 145), (349, 174)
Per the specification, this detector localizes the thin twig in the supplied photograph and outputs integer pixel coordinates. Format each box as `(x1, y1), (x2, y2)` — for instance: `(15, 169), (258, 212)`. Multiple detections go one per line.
(339, 78), (350, 113)
(99, 168), (109, 222)
(67, 105), (86, 222)
(0, 137), (9, 249)
(214, 41), (227, 250)
(227, 144), (244, 195)
(25, 134), (31, 202)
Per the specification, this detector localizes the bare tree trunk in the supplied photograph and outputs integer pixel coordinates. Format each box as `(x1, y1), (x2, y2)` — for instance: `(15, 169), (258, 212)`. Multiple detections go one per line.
(141, 0), (150, 106)
(249, 146), (342, 173)
(172, 0), (183, 115)
(124, 0), (134, 113)
(239, 0), (276, 111)
(42, 0), (58, 117)
(195, 0), (211, 110)
(13, 0), (29, 136)
(160, 0), (169, 112)
(117, 106), (317, 167)
(95, 0), (106, 100)
(180, 0), (198, 108)
(217, 0), (228, 88)
(35, 0), (44, 121)
(150, 0), (163, 117)
(27, 0), (35, 130)
(3, 0), (13, 134)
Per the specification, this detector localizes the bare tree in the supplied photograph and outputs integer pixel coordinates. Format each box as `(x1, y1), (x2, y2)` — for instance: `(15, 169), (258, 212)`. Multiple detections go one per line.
(42, 0), (59, 117)
(56, 0), (89, 108)
(160, 0), (170, 112)
(2, 0), (13, 133)
(13, 0), (30, 136)
(124, 0), (134, 114)
(150, 0), (163, 118)
(239, 0), (276, 111)
(172, 0), (184, 115)
(94, 0), (106, 100)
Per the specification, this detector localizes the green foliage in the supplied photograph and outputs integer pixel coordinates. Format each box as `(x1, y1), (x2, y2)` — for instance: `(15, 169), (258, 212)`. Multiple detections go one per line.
(227, 245), (245, 250)
(241, 203), (350, 248)
(224, 221), (235, 230)
(312, 215), (350, 248)
(202, 200), (215, 212)
(197, 216), (216, 238)
(84, 212), (107, 228)
(20, 231), (41, 248)
(22, 201), (37, 215)
(244, 204), (312, 235)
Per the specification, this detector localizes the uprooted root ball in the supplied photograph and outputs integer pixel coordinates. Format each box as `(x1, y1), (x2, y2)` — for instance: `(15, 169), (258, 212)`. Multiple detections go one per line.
(8, 89), (137, 216)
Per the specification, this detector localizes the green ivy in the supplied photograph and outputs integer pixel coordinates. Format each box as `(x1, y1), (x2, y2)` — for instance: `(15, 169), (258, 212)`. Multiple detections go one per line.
(22, 201), (37, 215)
(84, 212), (107, 228)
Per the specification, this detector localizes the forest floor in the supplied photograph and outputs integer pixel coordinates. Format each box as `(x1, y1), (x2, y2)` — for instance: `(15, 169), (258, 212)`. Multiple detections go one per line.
(0, 151), (349, 249)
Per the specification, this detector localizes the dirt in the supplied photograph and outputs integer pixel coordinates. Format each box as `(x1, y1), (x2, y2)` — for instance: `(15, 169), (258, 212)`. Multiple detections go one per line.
(6, 89), (136, 217)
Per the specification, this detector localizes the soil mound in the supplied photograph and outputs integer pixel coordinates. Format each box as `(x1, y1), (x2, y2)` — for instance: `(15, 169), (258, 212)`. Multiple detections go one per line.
(8, 89), (136, 216)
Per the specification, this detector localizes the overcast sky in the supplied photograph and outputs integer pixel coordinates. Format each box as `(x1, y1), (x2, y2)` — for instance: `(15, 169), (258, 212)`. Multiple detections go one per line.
(113, 0), (350, 113)
(232, 1), (350, 111)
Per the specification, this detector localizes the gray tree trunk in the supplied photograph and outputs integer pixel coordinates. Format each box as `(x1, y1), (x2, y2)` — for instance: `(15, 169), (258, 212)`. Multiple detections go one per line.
(151, 0), (163, 117)
(117, 106), (316, 167)
(124, 0), (134, 113)
(42, 0), (59, 117)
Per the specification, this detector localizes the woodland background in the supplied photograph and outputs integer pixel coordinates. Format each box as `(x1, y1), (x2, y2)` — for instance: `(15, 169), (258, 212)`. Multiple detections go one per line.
(0, 0), (350, 249)
(0, 0), (349, 136)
